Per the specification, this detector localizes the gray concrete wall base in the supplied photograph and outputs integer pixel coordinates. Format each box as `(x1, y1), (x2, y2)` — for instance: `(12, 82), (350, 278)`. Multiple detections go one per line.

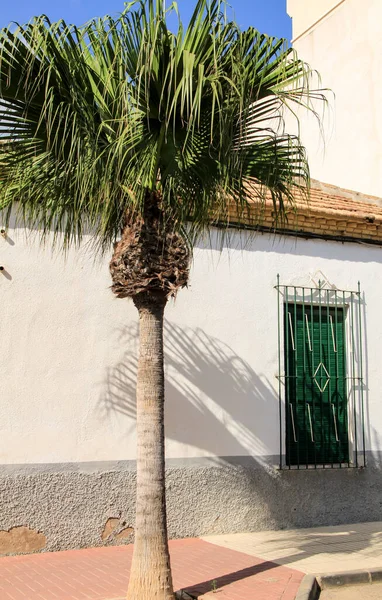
(1, 455), (381, 554)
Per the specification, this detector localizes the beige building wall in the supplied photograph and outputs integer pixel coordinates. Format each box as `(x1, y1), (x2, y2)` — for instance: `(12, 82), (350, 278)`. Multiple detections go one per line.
(286, 0), (382, 198)
(287, 0), (345, 41)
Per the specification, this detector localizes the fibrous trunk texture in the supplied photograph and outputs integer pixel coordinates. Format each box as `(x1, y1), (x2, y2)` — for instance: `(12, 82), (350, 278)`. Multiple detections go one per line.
(126, 291), (174, 600)
(110, 192), (189, 299)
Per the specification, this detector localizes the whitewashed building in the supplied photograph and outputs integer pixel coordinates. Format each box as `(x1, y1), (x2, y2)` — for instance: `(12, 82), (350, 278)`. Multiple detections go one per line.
(1, 0), (382, 554)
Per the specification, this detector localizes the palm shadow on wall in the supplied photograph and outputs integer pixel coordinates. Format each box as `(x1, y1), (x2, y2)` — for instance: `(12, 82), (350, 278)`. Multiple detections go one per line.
(99, 325), (378, 592)
(100, 321), (278, 462)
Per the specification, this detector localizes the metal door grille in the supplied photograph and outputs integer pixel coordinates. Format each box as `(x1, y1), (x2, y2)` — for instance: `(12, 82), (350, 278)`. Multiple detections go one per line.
(276, 275), (366, 470)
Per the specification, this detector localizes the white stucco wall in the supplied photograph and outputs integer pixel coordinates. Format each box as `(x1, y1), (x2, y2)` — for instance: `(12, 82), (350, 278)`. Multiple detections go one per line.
(1, 225), (381, 465)
(286, 0), (382, 198)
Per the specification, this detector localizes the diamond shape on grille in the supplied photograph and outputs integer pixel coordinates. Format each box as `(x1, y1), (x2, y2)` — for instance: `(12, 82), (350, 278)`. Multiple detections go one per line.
(313, 362), (330, 393)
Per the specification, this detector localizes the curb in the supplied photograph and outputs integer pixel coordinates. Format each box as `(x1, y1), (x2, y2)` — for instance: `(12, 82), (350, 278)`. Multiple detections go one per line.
(296, 575), (321, 600)
(320, 568), (382, 588)
(295, 568), (382, 599)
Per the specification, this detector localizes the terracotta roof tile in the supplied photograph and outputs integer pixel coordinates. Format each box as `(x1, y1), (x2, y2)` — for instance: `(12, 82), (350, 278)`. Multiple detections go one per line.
(225, 180), (382, 245)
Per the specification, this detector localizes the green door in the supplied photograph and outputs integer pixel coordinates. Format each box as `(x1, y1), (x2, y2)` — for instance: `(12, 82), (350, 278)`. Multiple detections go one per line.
(285, 304), (349, 466)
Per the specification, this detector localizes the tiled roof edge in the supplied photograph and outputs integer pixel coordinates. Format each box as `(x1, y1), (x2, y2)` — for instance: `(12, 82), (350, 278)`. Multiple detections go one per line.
(222, 180), (382, 246)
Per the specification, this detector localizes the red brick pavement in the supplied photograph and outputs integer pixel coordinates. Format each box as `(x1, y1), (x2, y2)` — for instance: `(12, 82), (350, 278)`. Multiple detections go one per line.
(0, 538), (304, 600)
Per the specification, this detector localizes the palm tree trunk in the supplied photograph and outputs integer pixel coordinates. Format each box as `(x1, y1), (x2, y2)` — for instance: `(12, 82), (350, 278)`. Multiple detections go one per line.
(126, 290), (174, 600)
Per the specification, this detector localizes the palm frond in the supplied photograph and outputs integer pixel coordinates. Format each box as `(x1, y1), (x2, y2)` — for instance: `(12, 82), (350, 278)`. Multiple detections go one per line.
(0, 0), (326, 250)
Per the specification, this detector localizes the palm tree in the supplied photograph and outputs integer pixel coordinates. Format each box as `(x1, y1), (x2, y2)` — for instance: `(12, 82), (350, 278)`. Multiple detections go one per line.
(0, 1), (323, 598)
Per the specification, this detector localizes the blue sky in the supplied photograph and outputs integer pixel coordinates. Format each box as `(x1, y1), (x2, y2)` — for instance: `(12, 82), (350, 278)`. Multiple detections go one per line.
(0, 1), (291, 41)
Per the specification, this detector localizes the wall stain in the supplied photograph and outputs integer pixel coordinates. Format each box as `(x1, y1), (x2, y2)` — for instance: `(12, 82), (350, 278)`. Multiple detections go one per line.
(101, 517), (134, 544)
(101, 518), (120, 541)
(0, 526), (46, 555)
(115, 527), (134, 540)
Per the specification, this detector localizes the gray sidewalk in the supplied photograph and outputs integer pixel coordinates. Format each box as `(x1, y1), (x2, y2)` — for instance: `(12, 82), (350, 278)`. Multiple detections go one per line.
(203, 521), (382, 575)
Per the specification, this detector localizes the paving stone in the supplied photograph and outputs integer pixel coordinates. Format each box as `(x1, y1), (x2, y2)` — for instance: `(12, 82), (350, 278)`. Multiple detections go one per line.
(0, 538), (303, 600)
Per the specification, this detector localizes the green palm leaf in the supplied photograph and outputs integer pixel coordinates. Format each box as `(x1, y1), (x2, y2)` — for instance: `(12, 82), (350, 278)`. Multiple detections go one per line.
(0, 0), (324, 249)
